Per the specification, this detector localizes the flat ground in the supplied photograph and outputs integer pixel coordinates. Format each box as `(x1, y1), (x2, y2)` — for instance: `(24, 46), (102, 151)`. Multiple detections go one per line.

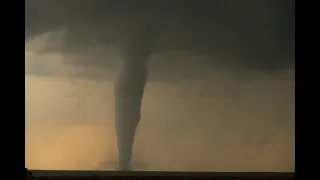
(27, 170), (294, 180)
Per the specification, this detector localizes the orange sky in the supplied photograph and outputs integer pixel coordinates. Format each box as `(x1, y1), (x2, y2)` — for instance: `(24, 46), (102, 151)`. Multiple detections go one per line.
(25, 34), (294, 172)
(25, 75), (294, 171)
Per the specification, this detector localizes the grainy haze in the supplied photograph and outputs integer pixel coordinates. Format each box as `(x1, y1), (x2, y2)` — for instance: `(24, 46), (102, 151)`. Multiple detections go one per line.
(25, 0), (295, 172)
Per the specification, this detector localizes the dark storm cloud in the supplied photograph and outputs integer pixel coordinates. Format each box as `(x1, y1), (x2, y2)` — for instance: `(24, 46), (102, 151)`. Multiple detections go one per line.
(25, 0), (295, 171)
(25, 0), (295, 75)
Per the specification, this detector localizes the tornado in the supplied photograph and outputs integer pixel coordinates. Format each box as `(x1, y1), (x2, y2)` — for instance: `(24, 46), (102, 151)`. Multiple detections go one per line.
(114, 16), (160, 170)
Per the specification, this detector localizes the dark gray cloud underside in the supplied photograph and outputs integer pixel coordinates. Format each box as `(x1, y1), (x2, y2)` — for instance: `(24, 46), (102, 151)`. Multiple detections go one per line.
(25, 0), (294, 72)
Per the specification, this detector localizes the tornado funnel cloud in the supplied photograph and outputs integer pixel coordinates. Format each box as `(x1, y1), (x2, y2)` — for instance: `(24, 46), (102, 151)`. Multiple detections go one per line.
(114, 23), (158, 170)
(114, 61), (148, 170)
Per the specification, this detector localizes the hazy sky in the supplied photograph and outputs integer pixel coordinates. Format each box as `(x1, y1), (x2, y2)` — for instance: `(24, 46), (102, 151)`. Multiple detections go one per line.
(25, 0), (295, 172)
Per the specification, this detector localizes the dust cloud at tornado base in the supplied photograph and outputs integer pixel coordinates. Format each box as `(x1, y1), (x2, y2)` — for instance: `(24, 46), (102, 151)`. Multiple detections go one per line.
(25, 35), (294, 172)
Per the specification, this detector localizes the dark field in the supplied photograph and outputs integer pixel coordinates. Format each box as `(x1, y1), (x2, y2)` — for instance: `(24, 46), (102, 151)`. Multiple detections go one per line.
(26, 171), (294, 180)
